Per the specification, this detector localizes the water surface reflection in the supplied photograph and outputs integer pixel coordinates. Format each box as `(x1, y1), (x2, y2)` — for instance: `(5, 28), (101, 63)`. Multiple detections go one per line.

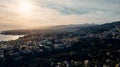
(0, 34), (23, 41)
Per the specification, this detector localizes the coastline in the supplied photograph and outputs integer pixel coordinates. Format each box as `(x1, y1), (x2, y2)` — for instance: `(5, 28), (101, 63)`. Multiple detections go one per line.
(0, 31), (24, 42)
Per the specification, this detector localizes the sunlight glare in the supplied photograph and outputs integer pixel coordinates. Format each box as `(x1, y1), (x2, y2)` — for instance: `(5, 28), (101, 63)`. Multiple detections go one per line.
(19, 1), (33, 15)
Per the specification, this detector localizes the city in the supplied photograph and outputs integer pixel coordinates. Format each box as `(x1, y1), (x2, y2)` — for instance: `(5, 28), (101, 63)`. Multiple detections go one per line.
(0, 0), (120, 67)
(0, 21), (120, 67)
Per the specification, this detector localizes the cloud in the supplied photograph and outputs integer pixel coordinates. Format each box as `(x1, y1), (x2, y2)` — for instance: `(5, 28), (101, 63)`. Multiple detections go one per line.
(37, 0), (120, 14)
(0, 0), (120, 29)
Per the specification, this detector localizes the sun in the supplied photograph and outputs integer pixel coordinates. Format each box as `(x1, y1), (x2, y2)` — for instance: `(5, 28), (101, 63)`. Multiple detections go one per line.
(19, 1), (33, 15)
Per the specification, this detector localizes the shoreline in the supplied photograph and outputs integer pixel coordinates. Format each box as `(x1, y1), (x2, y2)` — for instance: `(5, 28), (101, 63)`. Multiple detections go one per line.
(0, 34), (24, 42)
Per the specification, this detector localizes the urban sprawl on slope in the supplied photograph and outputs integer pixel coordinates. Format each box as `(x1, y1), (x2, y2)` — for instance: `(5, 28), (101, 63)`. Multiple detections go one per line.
(0, 21), (120, 67)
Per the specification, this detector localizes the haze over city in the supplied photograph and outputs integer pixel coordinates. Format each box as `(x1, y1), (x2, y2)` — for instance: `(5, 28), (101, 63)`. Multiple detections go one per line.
(0, 0), (120, 30)
(0, 0), (120, 67)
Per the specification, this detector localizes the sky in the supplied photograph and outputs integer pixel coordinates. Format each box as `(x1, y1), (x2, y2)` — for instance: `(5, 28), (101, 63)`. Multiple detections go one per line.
(0, 0), (120, 29)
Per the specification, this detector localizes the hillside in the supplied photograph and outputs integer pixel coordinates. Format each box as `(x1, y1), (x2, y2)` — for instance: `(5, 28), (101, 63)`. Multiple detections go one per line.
(0, 21), (120, 67)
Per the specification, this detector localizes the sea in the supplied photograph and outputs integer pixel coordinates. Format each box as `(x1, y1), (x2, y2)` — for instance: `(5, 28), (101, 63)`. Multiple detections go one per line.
(0, 30), (23, 41)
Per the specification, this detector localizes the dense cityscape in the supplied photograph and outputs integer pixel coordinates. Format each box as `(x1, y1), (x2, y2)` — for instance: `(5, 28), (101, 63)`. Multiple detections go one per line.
(0, 21), (120, 67)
